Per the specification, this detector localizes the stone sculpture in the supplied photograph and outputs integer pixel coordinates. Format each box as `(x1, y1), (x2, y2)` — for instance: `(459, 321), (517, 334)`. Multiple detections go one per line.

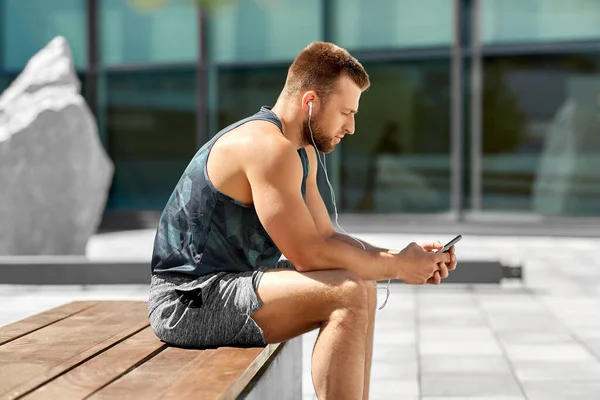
(0, 36), (113, 255)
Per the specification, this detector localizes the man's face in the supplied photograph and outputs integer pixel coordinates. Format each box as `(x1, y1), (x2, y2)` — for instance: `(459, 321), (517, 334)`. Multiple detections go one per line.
(302, 76), (362, 154)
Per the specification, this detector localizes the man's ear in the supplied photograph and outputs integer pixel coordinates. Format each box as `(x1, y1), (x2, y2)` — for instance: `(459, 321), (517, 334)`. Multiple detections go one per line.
(302, 91), (318, 113)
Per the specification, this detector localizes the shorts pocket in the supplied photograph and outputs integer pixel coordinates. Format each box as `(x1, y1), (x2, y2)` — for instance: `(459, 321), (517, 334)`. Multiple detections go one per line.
(172, 273), (222, 310)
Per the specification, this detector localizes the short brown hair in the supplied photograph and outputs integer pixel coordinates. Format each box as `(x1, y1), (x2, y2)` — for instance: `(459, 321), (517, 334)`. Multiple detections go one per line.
(283, 42), (370, 103)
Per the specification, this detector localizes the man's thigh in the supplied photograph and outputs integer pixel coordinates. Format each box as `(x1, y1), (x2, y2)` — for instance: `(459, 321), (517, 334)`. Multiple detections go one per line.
(252, 267), (363, 344)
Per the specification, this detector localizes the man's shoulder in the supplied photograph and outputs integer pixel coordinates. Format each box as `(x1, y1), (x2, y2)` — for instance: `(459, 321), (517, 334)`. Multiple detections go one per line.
(233, 121), (298, 162)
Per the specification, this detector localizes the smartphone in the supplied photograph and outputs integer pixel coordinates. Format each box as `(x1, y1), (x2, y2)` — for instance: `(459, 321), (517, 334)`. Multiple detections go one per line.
(437, 234), (462, 253)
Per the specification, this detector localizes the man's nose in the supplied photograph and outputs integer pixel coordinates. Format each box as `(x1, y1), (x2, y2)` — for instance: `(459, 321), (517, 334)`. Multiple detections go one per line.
(345, 117), (355, 135)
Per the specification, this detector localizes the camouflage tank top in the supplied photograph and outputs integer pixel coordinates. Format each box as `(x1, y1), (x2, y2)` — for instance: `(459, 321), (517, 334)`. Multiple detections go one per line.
(151, 106), (309, 277)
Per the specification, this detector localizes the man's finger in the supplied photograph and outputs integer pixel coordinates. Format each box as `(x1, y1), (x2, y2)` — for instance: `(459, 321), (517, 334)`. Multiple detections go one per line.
(434, 251), (451, 264)
(419, 241), (444, 252)
(427, 270), (440, 284)
(438, 262), (449, 279)
(447, 254), (457, 271)
(448, 245), (455, 255)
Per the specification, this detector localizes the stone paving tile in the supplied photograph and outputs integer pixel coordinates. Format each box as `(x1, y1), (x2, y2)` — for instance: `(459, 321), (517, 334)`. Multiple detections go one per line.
(477, 298), (542, 309)
(418, 315), (489, 328)
(370, 360), (419, 380)
(368, 379), (419, 400)
(513, 360), (600, 381)
(418, 326), (497, 342)
(422, 397), (526, 400)
(418, 307), (483, 321)
(420, 340), (503, 356)
(417, 302), (481, 318)
(421, 374), (523, 397)
(375, 318), (415, 329)
(496, 331), (577, 346)
(522, 381), (600, 400)
(582, 342), (600, 361)
(504, 343), (596, 362)
(417, 296), (476, 308)
(484, 312), (568, 332)
(372, 344), (418, 362)
(420, 355), (512, 374)
(373, 330), (416, 346)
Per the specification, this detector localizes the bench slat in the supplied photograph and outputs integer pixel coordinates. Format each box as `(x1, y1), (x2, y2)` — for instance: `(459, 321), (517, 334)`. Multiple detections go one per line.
(0, 301), (148, 400)
(22, 327), (166, 400)
(89, 348), (217, 400)
(0, 301), (96, 346)
(160, 344), (281, 400)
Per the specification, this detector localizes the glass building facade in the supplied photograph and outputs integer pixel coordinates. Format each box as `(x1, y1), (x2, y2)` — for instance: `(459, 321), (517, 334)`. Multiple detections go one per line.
(2, 0), (600, 224)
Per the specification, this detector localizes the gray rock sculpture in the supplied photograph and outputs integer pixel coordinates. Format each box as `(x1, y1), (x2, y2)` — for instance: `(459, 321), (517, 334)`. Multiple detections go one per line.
(0, 36), (114, 255)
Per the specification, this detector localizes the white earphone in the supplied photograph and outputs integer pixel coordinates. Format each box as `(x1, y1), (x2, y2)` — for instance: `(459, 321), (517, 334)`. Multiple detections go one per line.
(306, 98), (391, 310)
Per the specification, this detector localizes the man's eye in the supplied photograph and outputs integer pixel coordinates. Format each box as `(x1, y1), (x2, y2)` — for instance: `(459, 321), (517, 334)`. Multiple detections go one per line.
(342, 112), (350, 116)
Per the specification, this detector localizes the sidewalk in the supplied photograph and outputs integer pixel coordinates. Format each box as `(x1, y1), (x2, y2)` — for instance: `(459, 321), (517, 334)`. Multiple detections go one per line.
(1, 231), (599, 399)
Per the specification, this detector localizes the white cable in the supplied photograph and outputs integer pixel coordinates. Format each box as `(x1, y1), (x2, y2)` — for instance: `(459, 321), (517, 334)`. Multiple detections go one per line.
(308, 106), (391, 310)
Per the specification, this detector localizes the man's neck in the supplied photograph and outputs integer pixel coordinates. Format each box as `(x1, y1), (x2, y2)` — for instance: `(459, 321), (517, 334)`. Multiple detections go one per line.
(271, 99), (305, 149)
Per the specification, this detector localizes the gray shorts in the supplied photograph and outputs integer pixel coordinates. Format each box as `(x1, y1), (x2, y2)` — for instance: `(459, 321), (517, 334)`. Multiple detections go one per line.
(148, 260), (295, 349)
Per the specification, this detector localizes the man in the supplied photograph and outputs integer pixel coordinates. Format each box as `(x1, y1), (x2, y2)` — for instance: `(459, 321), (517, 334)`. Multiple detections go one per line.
(149, 42), (457, 399)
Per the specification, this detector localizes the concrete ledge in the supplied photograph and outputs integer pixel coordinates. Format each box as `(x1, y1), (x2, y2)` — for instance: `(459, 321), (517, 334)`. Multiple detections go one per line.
(443, 261), (516, 284)
(0, 257), (150, 284)
(0, 258), (521, 285)
(0, 256), (522, 285)
(241, 336), (302, 400)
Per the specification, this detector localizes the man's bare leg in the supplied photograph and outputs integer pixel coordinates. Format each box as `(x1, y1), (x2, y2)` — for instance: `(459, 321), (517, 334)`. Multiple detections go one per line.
(363, 281), (377, 400)
(252, 268), (369, 399)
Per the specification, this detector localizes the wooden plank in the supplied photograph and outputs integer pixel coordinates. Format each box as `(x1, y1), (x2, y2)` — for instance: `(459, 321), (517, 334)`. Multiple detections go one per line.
(0, 301), (97, 345)
(0, 301), (149, 400)
(22, 327), (166, 400)
(7, 322), (149, 400)
(160, 344), (281, 400)
(89, 347), (218, 400)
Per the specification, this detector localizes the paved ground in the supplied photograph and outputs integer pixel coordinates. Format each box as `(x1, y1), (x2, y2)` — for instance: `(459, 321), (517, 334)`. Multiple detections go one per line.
(2, 230), (599, 399)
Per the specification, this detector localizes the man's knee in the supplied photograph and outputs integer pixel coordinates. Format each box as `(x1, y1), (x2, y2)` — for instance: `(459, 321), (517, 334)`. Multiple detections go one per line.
(334, 270), (369, 313)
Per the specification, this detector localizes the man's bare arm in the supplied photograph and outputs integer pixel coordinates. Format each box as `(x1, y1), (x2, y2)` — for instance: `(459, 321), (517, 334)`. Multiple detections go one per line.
(331, 232), (398, 254)
(245, 135), (449, 284)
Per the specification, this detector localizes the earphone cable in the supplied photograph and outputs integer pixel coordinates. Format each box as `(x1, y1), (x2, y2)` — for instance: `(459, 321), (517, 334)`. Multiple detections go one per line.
(308, 106), (391, 310)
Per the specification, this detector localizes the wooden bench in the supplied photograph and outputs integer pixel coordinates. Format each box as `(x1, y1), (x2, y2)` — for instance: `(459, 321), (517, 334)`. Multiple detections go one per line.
(0, 301), (302, 400)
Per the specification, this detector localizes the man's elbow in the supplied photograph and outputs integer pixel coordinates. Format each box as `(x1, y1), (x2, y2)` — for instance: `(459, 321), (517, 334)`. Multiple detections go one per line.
(284, 238), (329, 272)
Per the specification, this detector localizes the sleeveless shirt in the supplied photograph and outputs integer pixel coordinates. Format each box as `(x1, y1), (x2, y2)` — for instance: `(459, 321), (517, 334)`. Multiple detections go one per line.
(151, 106), (309, 277)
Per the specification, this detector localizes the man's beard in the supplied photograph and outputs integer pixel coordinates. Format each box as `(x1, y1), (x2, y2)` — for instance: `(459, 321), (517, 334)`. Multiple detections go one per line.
(302, 114), (335, 154)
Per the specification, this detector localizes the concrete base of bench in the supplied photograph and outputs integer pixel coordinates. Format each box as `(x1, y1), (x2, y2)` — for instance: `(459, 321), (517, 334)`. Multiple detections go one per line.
(242, 335), (303, 400)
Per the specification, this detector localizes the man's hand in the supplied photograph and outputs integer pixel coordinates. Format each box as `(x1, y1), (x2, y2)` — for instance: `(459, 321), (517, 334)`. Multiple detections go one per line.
(419, 241), (457, 285)
(397, 242), (452, 284)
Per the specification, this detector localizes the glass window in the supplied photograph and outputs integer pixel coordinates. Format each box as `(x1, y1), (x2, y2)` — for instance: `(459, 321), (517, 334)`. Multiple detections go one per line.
(100, 69), (197, 210)
(332, 0), (452, 50)
(483, 0), (600, 44)
(100, 0), (198, 66)
(208, 0), (322, 63)
(216, 66), (288, 128)
(482, 55), (600, 216)
(341, 60), (452, 213)
(2, 0), (86, 70)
